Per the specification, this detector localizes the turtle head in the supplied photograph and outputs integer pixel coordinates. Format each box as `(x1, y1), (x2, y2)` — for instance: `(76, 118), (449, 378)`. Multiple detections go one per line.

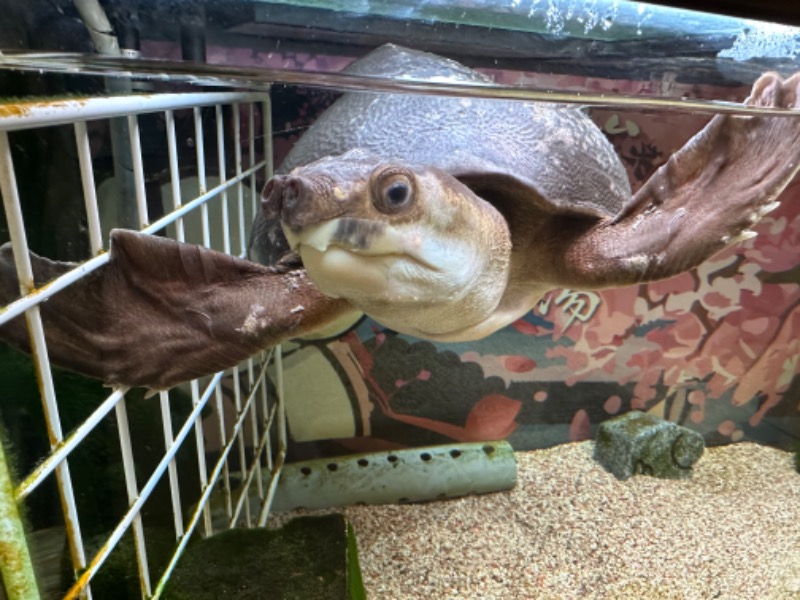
(262, 149), (512, 338)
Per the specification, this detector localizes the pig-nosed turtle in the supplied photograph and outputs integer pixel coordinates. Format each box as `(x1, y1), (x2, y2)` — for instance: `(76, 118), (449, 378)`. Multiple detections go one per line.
(260, 44), (800, 342)
(1, 44), (800, 390)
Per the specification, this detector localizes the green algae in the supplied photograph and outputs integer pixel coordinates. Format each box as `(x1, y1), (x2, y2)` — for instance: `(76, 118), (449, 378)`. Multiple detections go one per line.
(163, 514), (365, 600)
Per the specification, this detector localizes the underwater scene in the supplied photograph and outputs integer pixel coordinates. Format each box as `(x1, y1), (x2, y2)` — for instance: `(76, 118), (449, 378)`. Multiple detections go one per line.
(0, 0), (799, 598)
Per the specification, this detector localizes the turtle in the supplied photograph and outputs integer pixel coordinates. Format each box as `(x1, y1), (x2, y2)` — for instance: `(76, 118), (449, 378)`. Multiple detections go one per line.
(1, 44), (799, 391)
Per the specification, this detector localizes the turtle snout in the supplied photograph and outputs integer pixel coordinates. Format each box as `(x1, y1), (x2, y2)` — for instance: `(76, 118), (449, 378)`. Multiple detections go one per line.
(261, 174), (316, 229)
(262, 172), (353, 231)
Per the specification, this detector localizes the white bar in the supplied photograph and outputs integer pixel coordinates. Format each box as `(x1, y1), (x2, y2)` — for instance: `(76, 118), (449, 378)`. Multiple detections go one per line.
(143, 161), (262, 236)
(263, 99), (272, 180)
(229, 357), (271, 526)
(191, 380), (212, 536)
(0, 92), (269, 132)
(258, 345), (285, 527)
(127, 114), (149, 228)
(0, 252), (106, 327)
(165, 109), (185, 242)
(248, 104), (257, 223)
(233, 103), (246, 257)
(232, 367), (250, 526)
(216, 105), (231, 254)
(0, 131), (34, 292)
(260, 353), (272, 472)
(0, 130), (89, 579)
(16, 387), (128, 500)
(247, 357), (265, 502)
(0, 161), (264, 329)
(151, 356), (277, 598)
(214, 382), (233, 521)
(74, 121), (104, 254)
(276, 344), (286, 459)
(159, 391), (184, 539)
(230, 409), (273, 528)
(64, 373), (223, 600)
(193, 106), (210, 248)
(0, 91), (282, 600)
(115, 397), (152, 597)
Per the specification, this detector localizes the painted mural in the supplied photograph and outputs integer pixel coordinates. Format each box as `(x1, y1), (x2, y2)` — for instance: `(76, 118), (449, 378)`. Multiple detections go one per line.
(141, 42), (800, 456)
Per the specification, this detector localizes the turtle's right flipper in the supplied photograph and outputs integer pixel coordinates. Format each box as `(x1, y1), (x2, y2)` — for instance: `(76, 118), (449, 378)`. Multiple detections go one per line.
(0, 230), (353, 390)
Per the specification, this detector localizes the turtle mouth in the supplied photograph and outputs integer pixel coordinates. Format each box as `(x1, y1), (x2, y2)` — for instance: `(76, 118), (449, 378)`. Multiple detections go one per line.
(283, 217), (441, 271)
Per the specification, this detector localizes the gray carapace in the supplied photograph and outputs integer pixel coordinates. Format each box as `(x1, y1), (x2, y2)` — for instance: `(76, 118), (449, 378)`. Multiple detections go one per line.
(2, 45), (800, 390)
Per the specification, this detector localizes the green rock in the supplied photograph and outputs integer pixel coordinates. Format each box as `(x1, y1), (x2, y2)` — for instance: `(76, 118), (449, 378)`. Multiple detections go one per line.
(163, 514), (365, 600)
(595, 411), (705, 480)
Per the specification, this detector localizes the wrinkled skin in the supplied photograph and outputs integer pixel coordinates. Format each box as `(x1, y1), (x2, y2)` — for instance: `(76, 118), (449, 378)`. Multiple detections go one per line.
(1, 45), (800, 390)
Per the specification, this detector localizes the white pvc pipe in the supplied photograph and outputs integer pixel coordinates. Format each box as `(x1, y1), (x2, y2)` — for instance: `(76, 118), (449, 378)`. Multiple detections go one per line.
(0, 92), (269, 132)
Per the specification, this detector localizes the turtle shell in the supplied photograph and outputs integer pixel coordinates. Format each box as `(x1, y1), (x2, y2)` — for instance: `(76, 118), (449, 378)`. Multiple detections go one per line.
(251, 44), (631, 265)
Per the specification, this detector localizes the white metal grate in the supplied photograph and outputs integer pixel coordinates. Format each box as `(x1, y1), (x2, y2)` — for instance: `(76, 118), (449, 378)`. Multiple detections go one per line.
(0, 90), (284, 599)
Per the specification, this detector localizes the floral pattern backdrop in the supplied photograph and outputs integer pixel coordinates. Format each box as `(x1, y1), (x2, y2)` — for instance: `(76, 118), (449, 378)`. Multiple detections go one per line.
(144, 42), (800, 458)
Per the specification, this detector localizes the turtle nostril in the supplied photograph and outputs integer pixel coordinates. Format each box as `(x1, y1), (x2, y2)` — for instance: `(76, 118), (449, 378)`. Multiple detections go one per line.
(260, 177), (280, 218)
(285, 178), (301, 203)
(282, 177), (312, 219)
(262, 179), (275, 201)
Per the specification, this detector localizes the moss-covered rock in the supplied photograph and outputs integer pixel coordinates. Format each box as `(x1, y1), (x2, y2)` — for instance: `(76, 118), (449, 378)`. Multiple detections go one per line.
(163, 515), (365, 600)
(595, 411), (705, 480)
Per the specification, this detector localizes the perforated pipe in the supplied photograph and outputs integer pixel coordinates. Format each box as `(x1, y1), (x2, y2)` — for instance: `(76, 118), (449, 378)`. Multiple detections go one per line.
(271, 440), (517, 512)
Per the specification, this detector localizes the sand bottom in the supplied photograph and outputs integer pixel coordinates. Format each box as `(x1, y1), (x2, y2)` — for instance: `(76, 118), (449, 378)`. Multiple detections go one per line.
(278, 441), (800, 599)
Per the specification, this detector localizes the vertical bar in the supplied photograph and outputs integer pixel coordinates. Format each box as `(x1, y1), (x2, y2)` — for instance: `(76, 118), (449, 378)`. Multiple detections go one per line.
(259, 353), (272, 472)
(215, 104), (231, 254)
(190, 380), (212, 536)
(257, 345), (284, 527)
(247, 358), (265, 504)
(275, 344), (286, 461)
(231, 368), (250, 526)
(262, 99), (272, 180)
(0, 131), (89, 588)
(127, 114), (149, 228)
(214, 383), (233, 521)
(159, 391), (184, 539)
(241, 102), (255, 254)
(193, 107), (210, 248)
(0, 131), (36, 295)
(233, 103), (247, 257)
(74, 121), (104, 254)
(165, 109), (185, 242)
(115, 397), (152, 597)
(258, 99), (278, 524)
(0, 435), (40, 600)
(248, 103), (256, 172)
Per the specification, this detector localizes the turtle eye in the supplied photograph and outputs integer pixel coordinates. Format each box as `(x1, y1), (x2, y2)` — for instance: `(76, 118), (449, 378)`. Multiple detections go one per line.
(386, 182), (410, 206)
(374, 173), (414, 214)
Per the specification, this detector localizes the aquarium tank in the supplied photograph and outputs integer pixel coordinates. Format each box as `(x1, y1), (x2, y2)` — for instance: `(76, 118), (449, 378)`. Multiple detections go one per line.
(0, 1), (798, 599)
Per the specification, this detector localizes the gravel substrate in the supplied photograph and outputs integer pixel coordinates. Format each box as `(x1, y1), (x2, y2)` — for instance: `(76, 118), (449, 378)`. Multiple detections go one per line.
(277, 441), (800, 599)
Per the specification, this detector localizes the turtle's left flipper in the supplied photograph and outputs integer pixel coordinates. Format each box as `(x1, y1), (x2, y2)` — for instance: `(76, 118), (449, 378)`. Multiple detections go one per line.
(548, 71), (800, 289)
(0, 230), (354, 390)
